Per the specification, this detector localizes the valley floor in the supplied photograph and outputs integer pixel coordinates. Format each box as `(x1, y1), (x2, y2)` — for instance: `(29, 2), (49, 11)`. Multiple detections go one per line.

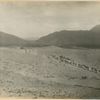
(0, 46), (100, 99)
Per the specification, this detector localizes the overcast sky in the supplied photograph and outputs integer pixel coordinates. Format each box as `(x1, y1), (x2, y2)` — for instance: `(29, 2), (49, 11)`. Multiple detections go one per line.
(0, 1), (100, 38)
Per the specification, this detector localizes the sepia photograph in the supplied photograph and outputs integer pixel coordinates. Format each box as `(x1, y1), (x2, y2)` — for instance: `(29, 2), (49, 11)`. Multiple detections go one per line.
(0, 0), (100, 99)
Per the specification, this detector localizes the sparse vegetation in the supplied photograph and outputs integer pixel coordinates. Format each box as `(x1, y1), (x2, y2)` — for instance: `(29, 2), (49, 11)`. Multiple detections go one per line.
(0, 46), (100, 98)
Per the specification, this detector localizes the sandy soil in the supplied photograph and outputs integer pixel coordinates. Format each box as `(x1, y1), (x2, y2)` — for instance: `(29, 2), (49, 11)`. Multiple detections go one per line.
(0, 46), (100, 99)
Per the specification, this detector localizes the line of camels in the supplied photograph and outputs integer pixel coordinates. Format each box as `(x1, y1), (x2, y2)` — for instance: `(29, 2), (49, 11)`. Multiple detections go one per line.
(51, 55), (100, 74)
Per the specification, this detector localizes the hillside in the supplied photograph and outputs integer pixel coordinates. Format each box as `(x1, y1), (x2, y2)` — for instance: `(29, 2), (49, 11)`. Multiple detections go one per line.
(90, 25), (100, 32)
(0, 31), (27, 46)
(0, 24), (100, 48)
(33, 25), (100, 48)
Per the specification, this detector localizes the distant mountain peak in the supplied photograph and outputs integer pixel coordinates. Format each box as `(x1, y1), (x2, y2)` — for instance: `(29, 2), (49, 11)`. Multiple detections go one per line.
(91, 24), (100, 32)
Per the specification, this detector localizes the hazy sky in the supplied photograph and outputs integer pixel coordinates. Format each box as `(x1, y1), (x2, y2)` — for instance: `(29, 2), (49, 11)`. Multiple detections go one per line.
(0, 1), (100, 38)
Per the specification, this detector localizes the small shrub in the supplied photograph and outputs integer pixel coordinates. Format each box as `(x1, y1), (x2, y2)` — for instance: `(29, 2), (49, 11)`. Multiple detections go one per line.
(20, 47), (24, 49)
(81, 76), (87, 79)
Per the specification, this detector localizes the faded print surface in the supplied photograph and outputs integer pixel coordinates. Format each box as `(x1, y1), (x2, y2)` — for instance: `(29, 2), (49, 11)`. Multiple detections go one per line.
(0, 1), (100, 99)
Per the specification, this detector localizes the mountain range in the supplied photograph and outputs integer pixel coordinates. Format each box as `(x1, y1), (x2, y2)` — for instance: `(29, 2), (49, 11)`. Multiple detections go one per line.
(32, 25), (100, 48)
(0, 25), (100, 48)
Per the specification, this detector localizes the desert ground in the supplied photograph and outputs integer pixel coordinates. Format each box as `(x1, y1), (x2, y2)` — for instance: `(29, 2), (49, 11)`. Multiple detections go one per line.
(0, 46), (100, 99)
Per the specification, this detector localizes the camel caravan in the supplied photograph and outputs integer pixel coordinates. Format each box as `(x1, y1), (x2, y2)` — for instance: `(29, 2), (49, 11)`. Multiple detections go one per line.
(51, 55), (100, 74)
(19, 47), (32, 53)
(19, 47), (38, 55)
